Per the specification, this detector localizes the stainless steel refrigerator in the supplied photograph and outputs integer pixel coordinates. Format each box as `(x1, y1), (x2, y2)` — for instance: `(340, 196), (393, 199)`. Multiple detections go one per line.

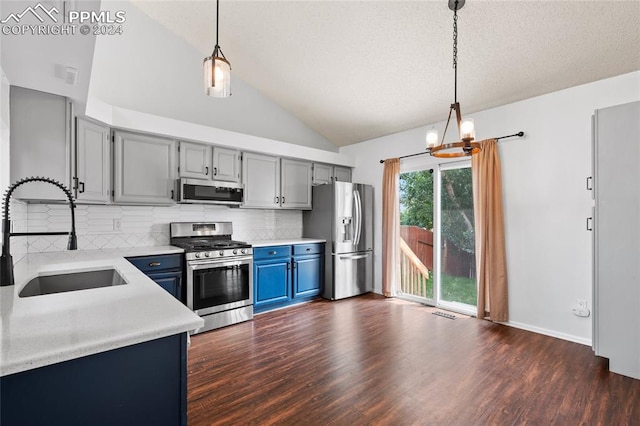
(303, 182), (373, 300)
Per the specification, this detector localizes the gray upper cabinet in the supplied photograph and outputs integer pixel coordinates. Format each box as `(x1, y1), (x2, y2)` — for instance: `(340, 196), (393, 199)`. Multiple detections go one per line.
(74, 117), (110, 203)
(312, 163), (352, 185)
(281, 159), (312, 209)
(179, 142), (211, 180)
(113, 131), (176, 205)
(333, 166), (352, 182)
(212, 147), (240, 182)
(9, 86), (71, 201)
(312, 163), (333, 185)
(242, 153), (280, 209)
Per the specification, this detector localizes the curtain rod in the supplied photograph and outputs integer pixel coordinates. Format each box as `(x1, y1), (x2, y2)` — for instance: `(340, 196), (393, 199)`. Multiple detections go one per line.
(378, 131), (525, 164)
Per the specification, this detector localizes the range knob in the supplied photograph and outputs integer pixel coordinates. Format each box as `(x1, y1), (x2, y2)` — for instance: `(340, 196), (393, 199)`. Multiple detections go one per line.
(241, 249), (246, 254)
(204, 252), (210, 257)
(219, 250), (224, 256)
(233, 249), (238, 255)
(195, 253), (201, 259)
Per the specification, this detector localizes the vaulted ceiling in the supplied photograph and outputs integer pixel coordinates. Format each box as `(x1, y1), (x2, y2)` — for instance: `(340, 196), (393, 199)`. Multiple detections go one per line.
(130, 0), (640, 146)
(2, 1), (639, 149)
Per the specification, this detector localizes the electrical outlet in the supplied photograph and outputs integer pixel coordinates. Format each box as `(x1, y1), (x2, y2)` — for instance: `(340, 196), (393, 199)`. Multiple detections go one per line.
(573, 299), (590, 318)
(113, 218), (122, 232)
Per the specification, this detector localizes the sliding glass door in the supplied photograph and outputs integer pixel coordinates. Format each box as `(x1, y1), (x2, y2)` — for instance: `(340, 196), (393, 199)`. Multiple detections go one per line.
(398, 168), (435, 304)
(436, 163), (477, 315)
(398, 159), (477, 315)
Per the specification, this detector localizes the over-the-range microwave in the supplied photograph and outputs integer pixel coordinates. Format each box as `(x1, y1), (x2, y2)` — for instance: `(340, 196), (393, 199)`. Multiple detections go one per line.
(177, 178), (243, 206)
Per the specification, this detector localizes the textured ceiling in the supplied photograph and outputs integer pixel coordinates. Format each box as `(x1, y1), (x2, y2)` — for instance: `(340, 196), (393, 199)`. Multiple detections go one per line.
(131, 0), (640, 146)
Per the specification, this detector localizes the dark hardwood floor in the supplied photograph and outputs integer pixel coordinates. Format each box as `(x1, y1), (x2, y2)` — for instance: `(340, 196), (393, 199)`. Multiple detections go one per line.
(187, 294), (640, 425)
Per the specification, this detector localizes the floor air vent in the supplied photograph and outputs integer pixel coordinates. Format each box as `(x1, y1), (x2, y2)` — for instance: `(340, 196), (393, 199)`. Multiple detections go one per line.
(432, 311), (456, 320)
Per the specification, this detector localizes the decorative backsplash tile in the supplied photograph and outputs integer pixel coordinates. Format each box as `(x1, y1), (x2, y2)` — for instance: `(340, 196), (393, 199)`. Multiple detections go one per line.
(16, 203), (302, 253)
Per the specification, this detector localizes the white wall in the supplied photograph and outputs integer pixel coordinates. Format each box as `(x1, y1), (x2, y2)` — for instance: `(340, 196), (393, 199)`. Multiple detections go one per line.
(341, 71), (640, 345)
(88, 1), (338, 153)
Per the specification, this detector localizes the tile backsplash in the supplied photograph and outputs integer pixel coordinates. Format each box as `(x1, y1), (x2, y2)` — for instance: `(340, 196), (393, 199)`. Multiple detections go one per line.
(17, 203), (302, 253)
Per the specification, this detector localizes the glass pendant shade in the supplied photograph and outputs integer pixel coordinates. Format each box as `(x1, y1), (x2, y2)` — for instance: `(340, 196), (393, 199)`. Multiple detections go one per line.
(426, 129), (439, 148)
(204, 55), (231, 98)
(460, 118), (475, 141)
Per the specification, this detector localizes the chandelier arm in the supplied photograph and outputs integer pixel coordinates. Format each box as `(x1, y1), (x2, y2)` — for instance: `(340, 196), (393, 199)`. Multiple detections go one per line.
(441, 104), (455, 146)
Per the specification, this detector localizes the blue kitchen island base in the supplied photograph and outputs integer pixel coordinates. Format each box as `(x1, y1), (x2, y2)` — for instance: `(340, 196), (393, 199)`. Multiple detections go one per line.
(0, 333), (188, 426)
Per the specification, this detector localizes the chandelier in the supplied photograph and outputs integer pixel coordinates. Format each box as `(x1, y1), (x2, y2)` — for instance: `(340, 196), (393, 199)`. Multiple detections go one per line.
(426, 0), (480, 158)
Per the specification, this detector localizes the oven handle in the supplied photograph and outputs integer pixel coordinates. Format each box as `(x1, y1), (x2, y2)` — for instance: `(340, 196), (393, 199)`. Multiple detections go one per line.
(187, 256), (253, 270)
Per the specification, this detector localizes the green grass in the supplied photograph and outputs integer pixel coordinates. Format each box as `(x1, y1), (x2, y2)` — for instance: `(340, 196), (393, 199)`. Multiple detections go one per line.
(410, 273), (477, 306)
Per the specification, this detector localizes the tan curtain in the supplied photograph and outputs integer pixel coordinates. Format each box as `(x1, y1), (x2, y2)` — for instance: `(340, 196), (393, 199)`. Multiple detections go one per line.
(382, 158), (400, 297)
(472, 139), (508, 321)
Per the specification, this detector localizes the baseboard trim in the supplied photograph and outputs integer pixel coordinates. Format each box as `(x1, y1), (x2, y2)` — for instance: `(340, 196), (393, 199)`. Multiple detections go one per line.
(505, 320), (592, 347)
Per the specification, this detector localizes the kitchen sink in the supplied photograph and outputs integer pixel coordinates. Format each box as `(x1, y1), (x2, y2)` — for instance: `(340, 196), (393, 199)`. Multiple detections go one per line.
(19, 268), (128, 297)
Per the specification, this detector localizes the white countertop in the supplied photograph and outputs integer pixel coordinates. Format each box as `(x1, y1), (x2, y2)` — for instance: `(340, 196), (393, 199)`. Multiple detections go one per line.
(0, 246), (203, 377)
(249, 238), (326, 247)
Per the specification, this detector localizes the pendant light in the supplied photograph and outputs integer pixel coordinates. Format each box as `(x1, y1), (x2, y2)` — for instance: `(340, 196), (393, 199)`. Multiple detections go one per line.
(203, 0), (231, 98)
(426, 0), (480, 158)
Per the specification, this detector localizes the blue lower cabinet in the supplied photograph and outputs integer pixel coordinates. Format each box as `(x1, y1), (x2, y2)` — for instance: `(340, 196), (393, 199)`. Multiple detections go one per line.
(1, 334), (188, 426)
(254, 243), (323, 313)
(148, 271), (182, 300)
(293, 255), (322, 298)
(127, 254), (184, 303)
(254, 259), (291, 311)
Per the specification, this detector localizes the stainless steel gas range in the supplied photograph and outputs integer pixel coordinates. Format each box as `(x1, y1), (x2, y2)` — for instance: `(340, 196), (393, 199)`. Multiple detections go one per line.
(170, 222), (253, 334)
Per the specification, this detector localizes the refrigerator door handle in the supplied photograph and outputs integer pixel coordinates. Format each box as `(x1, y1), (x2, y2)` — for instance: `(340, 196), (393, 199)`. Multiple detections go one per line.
(353, 189), (362, 246)
(339, 253), (370, 261)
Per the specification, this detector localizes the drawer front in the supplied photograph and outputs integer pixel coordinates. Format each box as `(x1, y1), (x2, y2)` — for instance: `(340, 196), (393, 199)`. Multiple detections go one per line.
(127, 254), (183, 273)
(293, 243), (324, 256)
(253, 245), (292, 260)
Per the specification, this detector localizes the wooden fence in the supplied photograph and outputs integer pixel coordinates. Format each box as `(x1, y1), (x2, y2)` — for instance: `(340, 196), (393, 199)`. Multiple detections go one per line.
(400, 225), (475, 279)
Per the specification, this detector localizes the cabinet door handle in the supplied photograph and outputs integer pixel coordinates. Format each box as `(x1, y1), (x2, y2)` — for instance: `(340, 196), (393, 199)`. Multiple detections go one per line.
(586, 176), (593, 191)
(171, 189), (174, 200)
(205, 166), (209, 176)
(268, 250), (277, 255)
(587, 217), (593, 231)
(213, 167), (218, 176)
(79, 181), (85, 193)
(275, 196), (279, 204)
(149, 262), (162, 267)
(73, 176), (79, 191)
(287, 262), (291, 270)
(292, 261), (297, 269)
(282, 196), (285, 204)
(306, 248), (311, 251)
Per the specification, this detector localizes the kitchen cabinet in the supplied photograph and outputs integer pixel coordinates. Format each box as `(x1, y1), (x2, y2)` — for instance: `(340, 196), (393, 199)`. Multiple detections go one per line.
(243, 154), (312, 209)
(74, 117), (111, 203)
(333, 166), (352, 182)
(254, 243), (323, 313)
(9, 86), (72, 201)
(281, 159), (312, 209)
(292, 243), (323, 299)
(1, 334), (188, 426)
(242, 152), (281, 208)
(592, 101), (640, 380)
(179, 141), (211, 180)
(127, 254), (184, 302)
(113, 131), (177, 205)
(212, 146), (241, 182)
(312, 163), (352, 185)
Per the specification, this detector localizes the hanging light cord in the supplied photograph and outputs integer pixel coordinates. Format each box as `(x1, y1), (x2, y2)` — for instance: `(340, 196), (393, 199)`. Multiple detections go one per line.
(440, 0), (460, 146)
(216, 0), (219, 48)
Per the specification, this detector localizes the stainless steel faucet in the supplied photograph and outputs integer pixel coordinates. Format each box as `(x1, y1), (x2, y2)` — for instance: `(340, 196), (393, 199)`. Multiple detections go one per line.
(1, 177), (78, 286)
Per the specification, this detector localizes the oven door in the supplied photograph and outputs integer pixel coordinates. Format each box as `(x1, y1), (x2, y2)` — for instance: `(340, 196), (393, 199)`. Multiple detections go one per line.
(186, 256), (253, 316)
